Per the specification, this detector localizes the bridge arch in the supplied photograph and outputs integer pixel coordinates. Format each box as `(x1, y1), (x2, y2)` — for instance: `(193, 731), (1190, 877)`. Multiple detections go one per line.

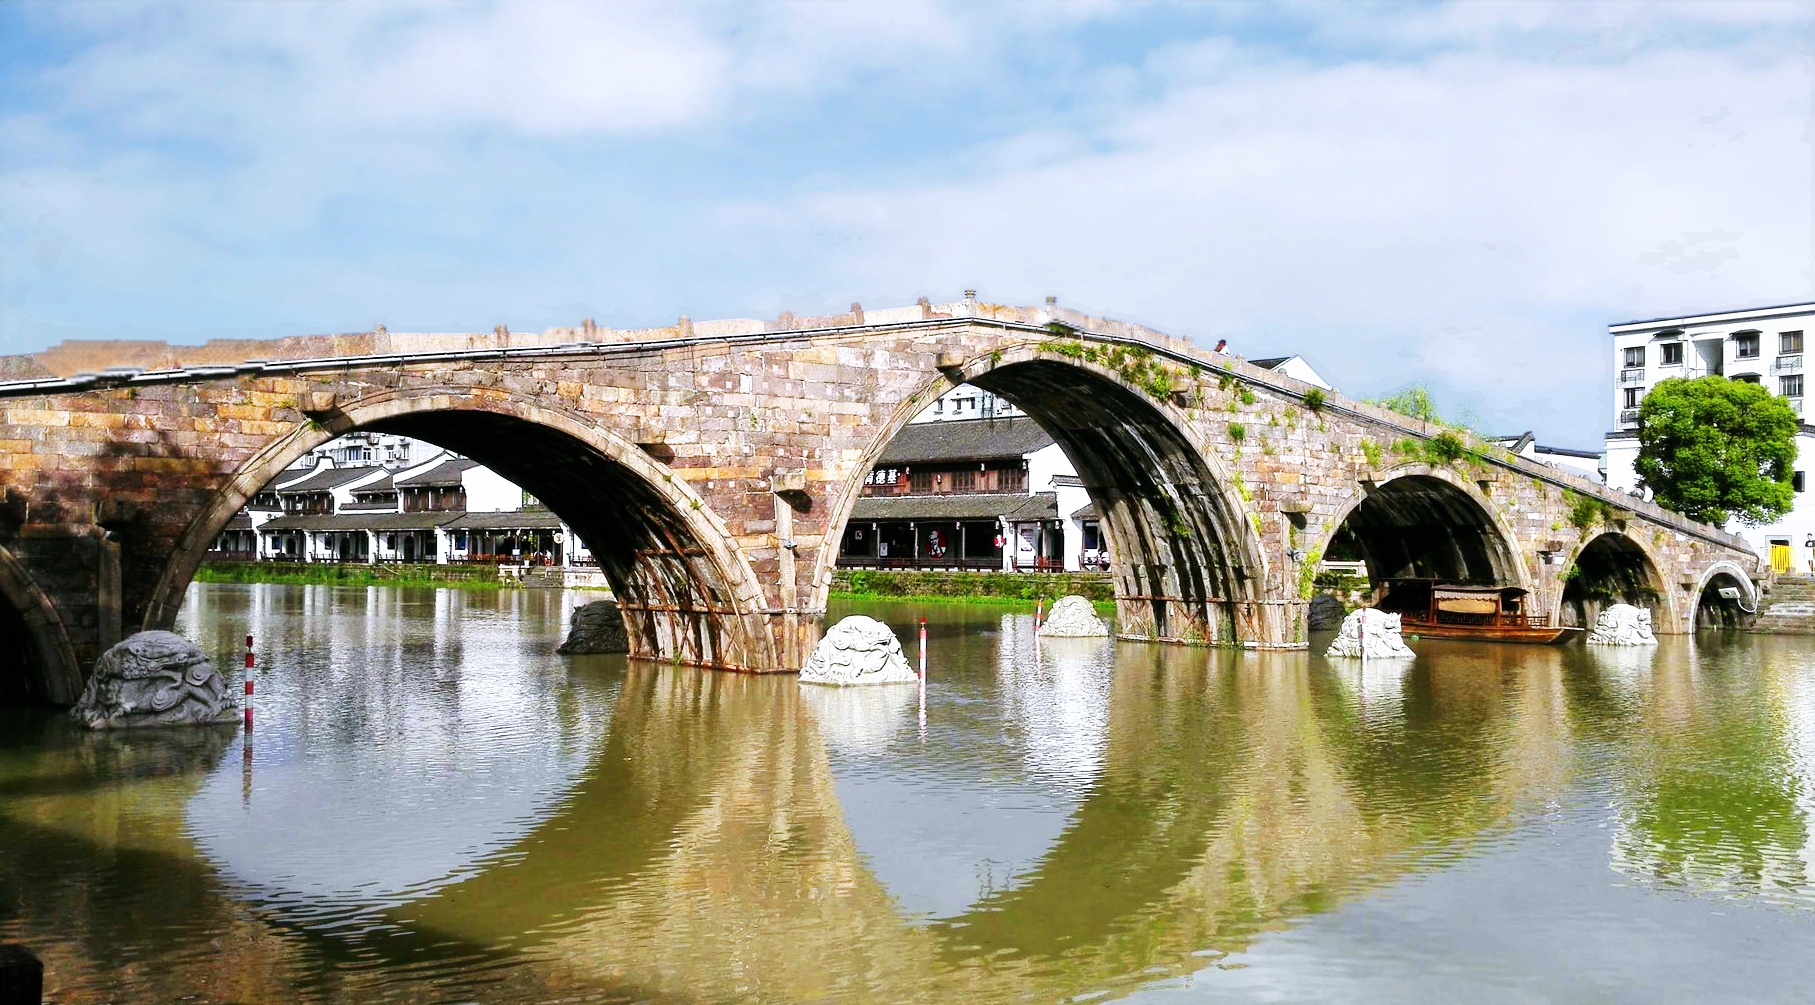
(1690, 560), (1758, 629)
(0, 543), (82, 704)
(1313, 464), (1532, 596)
(148, 389), (776, 670)
(816, 344), (1275, 645)
(1555, 531), (1676, 629)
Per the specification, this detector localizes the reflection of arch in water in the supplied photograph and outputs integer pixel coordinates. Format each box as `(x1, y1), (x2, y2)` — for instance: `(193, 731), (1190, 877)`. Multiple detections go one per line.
(1315, 467), (1529, 591)
(1691, 561), (1757, 629)
(818, 348), (1272, 645)
(1559, 531), (1674, 629)
(0, 541), (81, 704)
(148, 390), (774, 669)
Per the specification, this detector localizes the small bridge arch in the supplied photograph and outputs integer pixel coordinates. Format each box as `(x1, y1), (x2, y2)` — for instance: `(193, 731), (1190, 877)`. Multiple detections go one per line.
(1556, 530), (1677, 629)
(1312, 464), (1533, 597)
(148, 389), (777, 669)
(1691, 560), (1759, 628)
(0, 542), (82, 704)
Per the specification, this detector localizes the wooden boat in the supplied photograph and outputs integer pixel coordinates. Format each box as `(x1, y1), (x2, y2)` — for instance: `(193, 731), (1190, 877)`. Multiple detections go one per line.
(1372, 579), (1579, 645)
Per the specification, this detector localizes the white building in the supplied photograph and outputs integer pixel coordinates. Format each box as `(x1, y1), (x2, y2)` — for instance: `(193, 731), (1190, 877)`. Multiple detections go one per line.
(298, 431), (427, 470)
(1603, 301), (1815, 574)
(240, 440), (593, 568)
(1487, 432), (1603, 481)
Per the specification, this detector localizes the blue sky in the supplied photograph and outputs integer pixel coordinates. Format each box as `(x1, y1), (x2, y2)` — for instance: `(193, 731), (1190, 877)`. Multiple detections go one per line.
(2, 2), (1808, 447)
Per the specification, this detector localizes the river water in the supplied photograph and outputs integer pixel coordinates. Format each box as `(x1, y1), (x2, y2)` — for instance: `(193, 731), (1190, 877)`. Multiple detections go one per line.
(2, 582), (1813, 1004)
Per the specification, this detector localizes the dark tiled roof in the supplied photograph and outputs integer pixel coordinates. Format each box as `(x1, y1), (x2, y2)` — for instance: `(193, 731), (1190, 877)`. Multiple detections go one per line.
(396, 457), (478, 487)
(260, 512), (458, 533)
(338, 502), (400, 514)
(348, 473), (395, 494)
(850, 492), (1058, 522)
(443, 510), (566, 531)
(275, 465), (386, 493)
(223, 513), (255, 531)
(1247, 356), (1290, 370)
(879, 417), (1054, 465)
(1071, 499), (1100, 520)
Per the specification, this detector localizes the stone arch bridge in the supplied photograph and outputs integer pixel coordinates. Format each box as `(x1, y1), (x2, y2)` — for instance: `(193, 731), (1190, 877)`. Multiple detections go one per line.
(0, 300), (1761, 702)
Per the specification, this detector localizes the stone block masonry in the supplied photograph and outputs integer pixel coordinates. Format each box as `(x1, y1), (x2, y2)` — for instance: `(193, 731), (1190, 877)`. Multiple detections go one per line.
(0, 300), (1762, 701)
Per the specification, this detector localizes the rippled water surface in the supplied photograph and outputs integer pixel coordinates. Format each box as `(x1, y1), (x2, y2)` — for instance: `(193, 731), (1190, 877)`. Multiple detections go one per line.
(4, 583), (1815, 1003)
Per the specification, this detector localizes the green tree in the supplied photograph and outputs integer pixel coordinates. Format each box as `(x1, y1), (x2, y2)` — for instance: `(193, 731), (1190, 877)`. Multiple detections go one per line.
(1635, 376), (1798, 525)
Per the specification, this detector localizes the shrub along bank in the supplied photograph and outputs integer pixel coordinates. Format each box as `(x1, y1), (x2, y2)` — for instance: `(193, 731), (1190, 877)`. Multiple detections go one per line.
(194, 561), (502, 589)
(830, 569), (1115, 606)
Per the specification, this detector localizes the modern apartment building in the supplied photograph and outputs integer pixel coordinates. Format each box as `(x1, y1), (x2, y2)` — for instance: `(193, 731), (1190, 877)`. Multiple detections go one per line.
(1603, 301), (1815, 572)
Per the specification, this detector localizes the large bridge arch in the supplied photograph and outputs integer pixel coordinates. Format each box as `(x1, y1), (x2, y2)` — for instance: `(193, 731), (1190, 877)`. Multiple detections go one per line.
(1311, 464), (1533, 595)
(0, 542), (82, 704)
(147, 389), (777, 670)
(815, 344), (1279, 645)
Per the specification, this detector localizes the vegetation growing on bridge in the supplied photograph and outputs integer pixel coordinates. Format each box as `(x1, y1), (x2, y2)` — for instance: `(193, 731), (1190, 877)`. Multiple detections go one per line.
(1635, 375), (1798, 526)
(1041, 337), (1197, 401)
(1563, 489), (1619, 532)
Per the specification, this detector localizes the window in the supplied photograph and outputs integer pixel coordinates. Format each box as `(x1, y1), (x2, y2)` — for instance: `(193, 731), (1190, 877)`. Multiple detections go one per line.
(1796, 472), (1807, 493)
(1660, 342), (1683, 366)
(932, 399), (944, 414)
(1623, 347), (1645, 368)
(1782, 374), (1804, 398)
(1784, 332), (1804, 354)
(1734, 373), (1762, 384)
(1735, 332), (1761, 359)
(1622, 387), (1642, 409)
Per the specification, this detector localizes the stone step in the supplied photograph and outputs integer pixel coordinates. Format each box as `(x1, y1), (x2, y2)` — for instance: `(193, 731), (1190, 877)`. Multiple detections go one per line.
(1747, 592), (1815, 633)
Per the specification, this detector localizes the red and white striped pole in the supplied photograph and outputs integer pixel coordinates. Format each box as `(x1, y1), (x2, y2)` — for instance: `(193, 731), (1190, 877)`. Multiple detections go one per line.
(917, 616), (927, 680)
(1036, 599), (1043, 628)
(243, 633), (255, 731)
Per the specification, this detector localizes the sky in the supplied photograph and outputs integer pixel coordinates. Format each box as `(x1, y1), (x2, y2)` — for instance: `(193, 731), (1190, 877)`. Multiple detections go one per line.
(1, 1), (1809, 448)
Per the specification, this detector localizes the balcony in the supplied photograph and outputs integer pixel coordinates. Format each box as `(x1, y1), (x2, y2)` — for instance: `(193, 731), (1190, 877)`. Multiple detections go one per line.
(1775, 355), (1803, 374)
(1618, 368), (1647, 385)
(1619, 408), (1640, 425)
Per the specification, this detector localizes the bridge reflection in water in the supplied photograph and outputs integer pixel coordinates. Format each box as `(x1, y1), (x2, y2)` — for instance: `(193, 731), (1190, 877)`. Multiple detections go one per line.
(1, 586), (1813, 1003)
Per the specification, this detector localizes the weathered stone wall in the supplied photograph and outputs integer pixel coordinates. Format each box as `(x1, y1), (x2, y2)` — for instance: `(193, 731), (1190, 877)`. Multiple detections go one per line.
(0, 301), (1762, 696)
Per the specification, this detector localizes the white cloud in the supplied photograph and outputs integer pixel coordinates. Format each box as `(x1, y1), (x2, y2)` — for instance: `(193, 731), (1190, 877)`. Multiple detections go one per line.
(727, 35), (1810, 440)
(1, 1), (1808, 445)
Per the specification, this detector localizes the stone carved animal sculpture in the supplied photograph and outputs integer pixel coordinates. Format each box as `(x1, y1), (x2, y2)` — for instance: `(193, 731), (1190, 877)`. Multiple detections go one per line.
(71, 631), (238, 729)
(1586, 604), (1658, 646)
(797, 615), (918, 686)
(1324, 609), (1416, 660)
(1038, 595), (1109, 638)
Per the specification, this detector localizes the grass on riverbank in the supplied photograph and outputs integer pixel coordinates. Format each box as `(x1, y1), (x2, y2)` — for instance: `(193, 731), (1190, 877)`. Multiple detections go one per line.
(194, 562), (503, 590)
(829, 590), (1117, 618)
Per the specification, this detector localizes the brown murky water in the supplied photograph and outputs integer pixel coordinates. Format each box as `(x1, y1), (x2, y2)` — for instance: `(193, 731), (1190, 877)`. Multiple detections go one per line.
(2, 583), (1812, 1003)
